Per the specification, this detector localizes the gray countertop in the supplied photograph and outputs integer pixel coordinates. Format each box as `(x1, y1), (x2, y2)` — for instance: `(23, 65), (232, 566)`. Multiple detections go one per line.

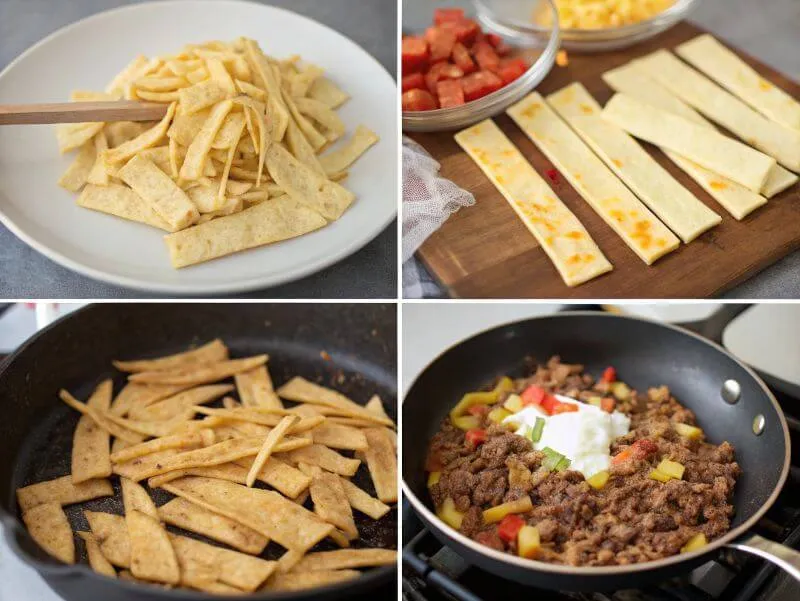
(404, 0), (800, 299)
(0, 0), (397, 299)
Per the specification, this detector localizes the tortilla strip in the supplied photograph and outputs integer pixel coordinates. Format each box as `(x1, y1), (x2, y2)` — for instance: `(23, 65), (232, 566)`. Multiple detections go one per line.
(103, 102), (176, 164)
(338, 477), (391, 520)
(111, 431), (210, 463)
(195, 407), (323, 432)
(86, 131), (110, 185)
(285, 114), (326, 176)
(277, 377), (393, 426)
(319, 125), (379, 178)
(265, 570), (360, 591)
(104, 411), (195, 438)
(158, 497), (268, 555)
(85, 511), (130, 567)
(602, 93), (777, 193)
(76, 183), (175, 232)
(113, 449), (182, 482)
(56, 122), (105, 154)
(78, 531), (117, 578)
(295, 97), (346, 142)
(276, 549), (305, 574)
(121, 477), (158, 518)
(363, 428), (397, 503)
(246, 415), (298, 486)
(72, 379), (113, 483)
(163, 477), (333, 551)
(676, 34), (800, 133)
(22, 503), (75, 564)
(110, 382), (189, 417)
(113, 339), (228, 372)
(310, 423), (368, 451)
(635, 50), (800, 173)
(293, 548), (396, 572)
(281, 444), (360, 476)
(180, 100), (234, 180)
(128, 384), (234, 421)
(309, 77), (350, 109)
(243, 38), (289, 140)
(127, 510), (180, 584)
(235, 366), (282, 409)
(507, 94), (679, 263)
(365, 395), (393, 422)
(308, 470), (357, 538)
(17, 475), (113, 512)
(105, 55), (149, 96)
(58, 140), (97, 192)
(129, 355), (267, 385)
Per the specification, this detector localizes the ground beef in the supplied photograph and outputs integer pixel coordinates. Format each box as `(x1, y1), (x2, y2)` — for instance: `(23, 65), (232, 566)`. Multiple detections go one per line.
(425, 356), (741, 567)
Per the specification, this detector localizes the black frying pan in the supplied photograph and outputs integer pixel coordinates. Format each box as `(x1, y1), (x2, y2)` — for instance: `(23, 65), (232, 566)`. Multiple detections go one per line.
(402, 311), (800, 591)
(0, 303), (397, 601)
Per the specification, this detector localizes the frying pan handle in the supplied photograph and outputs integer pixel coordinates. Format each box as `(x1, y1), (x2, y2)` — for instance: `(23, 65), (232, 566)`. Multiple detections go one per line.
(727, 533), (800, 582)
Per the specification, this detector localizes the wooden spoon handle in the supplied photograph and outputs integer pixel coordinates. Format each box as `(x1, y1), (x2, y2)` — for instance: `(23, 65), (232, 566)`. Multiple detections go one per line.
(0, 101), (169, 125)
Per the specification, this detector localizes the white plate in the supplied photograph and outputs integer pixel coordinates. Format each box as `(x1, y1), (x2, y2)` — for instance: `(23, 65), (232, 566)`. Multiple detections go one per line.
(0, 0), (397, 295)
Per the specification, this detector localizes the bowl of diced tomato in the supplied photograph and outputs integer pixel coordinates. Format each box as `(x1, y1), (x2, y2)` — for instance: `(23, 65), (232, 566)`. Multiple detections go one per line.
(402, 4), (560, 132)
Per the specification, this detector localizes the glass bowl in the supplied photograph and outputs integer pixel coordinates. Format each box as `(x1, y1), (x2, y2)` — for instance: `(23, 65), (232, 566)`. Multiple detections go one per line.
(402, 0), (560, 133)
(474, 0), (699, 53)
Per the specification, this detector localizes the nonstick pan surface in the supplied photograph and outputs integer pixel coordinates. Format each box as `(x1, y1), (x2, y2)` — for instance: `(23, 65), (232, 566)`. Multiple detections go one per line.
(402, 312), (792, 591)
(0, 303), (397, 601)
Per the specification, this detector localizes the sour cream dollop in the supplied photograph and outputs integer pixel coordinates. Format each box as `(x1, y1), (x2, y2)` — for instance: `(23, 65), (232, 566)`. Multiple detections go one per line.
(502, 394), (630, 478)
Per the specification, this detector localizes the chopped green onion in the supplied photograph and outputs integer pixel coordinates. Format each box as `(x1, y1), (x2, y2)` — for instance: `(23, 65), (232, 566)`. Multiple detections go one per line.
(541, 446), (560, 459)
(554, 456), (571, 472)
(541, 447), (563, 471)
(528, 417), (545, 443)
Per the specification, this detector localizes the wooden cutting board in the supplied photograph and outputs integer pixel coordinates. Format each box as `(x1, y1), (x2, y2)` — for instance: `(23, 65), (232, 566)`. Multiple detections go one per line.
(409, 22), (800, 299)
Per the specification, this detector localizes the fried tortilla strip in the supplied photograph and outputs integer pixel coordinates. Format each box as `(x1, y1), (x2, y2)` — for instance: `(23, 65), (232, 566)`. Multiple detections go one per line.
(110, 430), (211, 463)
(113, 339), (228, 372)
(275, 549), (305, 574)
(265, 144), (354, 221)
(56, 122), (105, 154)
(294, 97), (345, 142)
(106, 121), (152, 148)
(85, 511), (130, 567)
(127, 510), (180, 584)
(86, 131), (110, 185)
(103, 411), (195, 438)
(105, 55), (149, 96)
(170, 534), (276, 592)
(195, 407), (323, 433)
(78, 531), (117, 578)
(246, 415), (298, 487)
(277, 377), (393, 426)
(319, 125), (379, 178)
(129, 355), (268, 385)
(308, 470), (357, 539)
(113, 449), (182, 482)
(281, 444), (360, 477)
(118, 154), (199, 230)
(285, 115), (326, 176)
(110, 382), (189, 417)
(164, 192), (327, 268)
(121, 477), (158, 518)
(310, 423), (368, 451)
(163, 477), (334, 551)
(180, 100), (234, 180)
(243, 38), (289, 140)
(72, 379), (113, 483)
(22, 503), (75, 564)
(58, 139), (97, 192)
(308, 77), (350, 109)
(128, 384), (233, 421)
(265, 570), (360, 591)
(17, 475), (113, 511)
(103, 102), (176, 164)
(178, 80), (227, 114)
(76, 183), (175, 232)
(338, 477), (391, 520)
(293, 548), (397, 571)
(365, 395), (393, 423)
(284, 90), (328, 150)
(363, 428), (397, 503)
(235, 366), (282, 409)
(158, 497), (268, 554)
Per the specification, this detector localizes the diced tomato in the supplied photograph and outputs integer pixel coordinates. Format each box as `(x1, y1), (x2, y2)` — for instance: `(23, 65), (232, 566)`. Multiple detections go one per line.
(451, 42), (476, 75)
(600, 397), (616, 413)
(425, 62), (463, 94)
(402, 37), (429, 73)
(601, 366), (617, 383)
(467, 404), (489, 417)
(460, 70), (503, 102)
(631, 439), (658, 458)
(437, 79), (465, 108)
(497, 58), (527, 85)
(439, 18), (480, 45)
(551, 402), (579, 415)
(425, 27), (457, 63)
(434, 8), (465, 25)
(611, 448), (632, 465)
(401, 72), (426, 92)
(540, 393), (560, 415)
(497, 514), (525, 543)
(486, 33), (512, 56)
(473, 41), (501, 72)
(465, 428), (487, 447)
(402, 89), (438, 112)
(521, 385), (546, 406)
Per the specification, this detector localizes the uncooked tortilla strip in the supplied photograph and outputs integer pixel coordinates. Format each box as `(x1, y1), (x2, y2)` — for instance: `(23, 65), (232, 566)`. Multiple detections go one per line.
(109, 382), (189, 417)
(22, 503), (75, 564)
(163, 477), (333, 551)
(17, 475), (113, 511)
(634, 50), (800, 173)
(508, 94), (679, 263)
(235, 366), (282, 409)
(72, 379), (113, 483)
(128, 355), (267, 385)
(113, 339), (228, 372)
(309, 77), (350, 109)
(127, 510), (180, 585)
(363, 428), (397, 503)
(547, 85), (721, 243)
(164, 193), (327, 268)
(338, 477), (391, 520)
(76, 183), (175, 232)
(103, 102), (176, 164)
(180, 100), (234, 180)
(78, 531), (117, 578)
(56, 122), (105, 154)
(281, 444), (361, 477)
(277, 377), (393, 426)
(319, 125), (379, 178)
(58, 140), (97, 192)
(128, 384), (233, 421)
(158, 497), (268, 554)
(602, 93), (776, 193)
(292, 548), (397, 572)
(309, 470), (357, 539)
(676, 34), (800, 132)
(265, 570), (360, 591)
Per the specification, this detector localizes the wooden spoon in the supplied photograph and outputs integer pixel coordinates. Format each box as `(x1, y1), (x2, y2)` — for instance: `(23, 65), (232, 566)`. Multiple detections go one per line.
(0, 101), (169, 125)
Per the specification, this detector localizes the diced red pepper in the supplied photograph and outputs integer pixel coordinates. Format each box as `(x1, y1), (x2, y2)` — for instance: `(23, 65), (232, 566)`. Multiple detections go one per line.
(425, 27), (457, 63)
(601, 366), (617, 383)
(437, 78), (466, 108)
(465, 428), (487, 447)
(401, 72), (426, 92)
(460, 70), (503, 102)
(434, 7), (465, 25)
(551, 402), (579, 415)
(521, 385), (546, 406)
(451, 42), (476, 75)
(439, 18), (480, 45)
(631, 439), (658, 458)
(497, 514), (525, 543)
(402, 37), (429, 73)
(545, 168), (560, 183)
(425, 62), (463, 94)
(467, 404), (489, 417)
(600, 397), (616, 413)
(473, 41), (501, 72)
(497, 57), (527, 85)
(402, 89), (438, 112)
